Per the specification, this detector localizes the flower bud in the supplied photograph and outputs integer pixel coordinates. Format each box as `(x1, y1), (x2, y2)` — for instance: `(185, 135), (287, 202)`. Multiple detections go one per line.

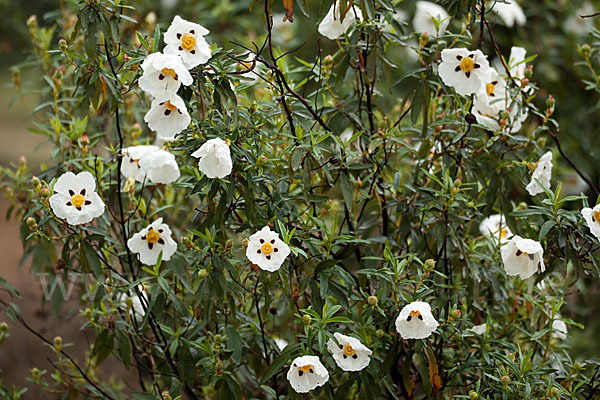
(215, 360), (223, 375)
(501, 375), (510, 387)
(467, 201), (475, 208)
(517, 202), (528, 211)
(80, 134), (89, 145)
(242, 237), (249, 250)
(84, 308), (93, 319)
(523, 65), (533, 79)
(145, 11), (157, 26)
(197, 268), (208, 279)
(520, 77), (529, 87)
(162, 392), (172, 400)
(546, 95), (555, 109)
(40, 187), (50, 199)
(26, 217), (37, 230)
(450, 186), (459, 197)
(548, 387), (560, 398)
(581, 44), (591, 58)
(12, 68), (21, 87)
(214, 334), (223, 344)
(27, 15), (38, 28)
(448, 309), (461, 321)
(257, 155), (268, 166)
(500, 110), (510, 120)
(375, 329), (385, 338)
(31, 176), (41, 190)
(53, 336), (63, 351)
(18, 155), (27, 169)
(0, 322), (7, 333)
(30, 367), (41, 380)
(424, 259), (435, 273)
(367, 296), (378, 307)
(419, 32), (430, 48)
(469, 390), (478, 400)
(58, 38), (68, 53)
(302, 314), (312, 325)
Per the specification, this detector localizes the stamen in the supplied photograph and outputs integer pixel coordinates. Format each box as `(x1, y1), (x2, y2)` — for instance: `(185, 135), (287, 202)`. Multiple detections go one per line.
(180, 34), (196, 51)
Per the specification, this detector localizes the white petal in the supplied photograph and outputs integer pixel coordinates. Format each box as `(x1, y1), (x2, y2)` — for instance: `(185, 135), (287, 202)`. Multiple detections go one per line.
(192, 138), (233, 179)
(582, 205), (600, 239)
(318, 2), (362, 40)
(138, 148), (180, 184)
(413, 1), (449, 36)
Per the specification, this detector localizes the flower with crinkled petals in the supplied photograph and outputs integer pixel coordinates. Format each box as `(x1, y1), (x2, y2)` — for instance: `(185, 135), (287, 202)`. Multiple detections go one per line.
(163, 15), (211, 69)
(121, 145), (159, 182)
(138, 148), (180, 184)
(395, 301), (439, 339)
(472, 67), (511, 131)
(138, 52), (193, 98)
(491, 0), (526, 28)
(525, 151), (552, 196)
(327, 332), (372, 371)
(144, 95), (191, 140)
(581, 204), (600, 240)
(438, 48), (490, 96)
(49, 171), (105, 226)
(318, 2), (362, 40)
(467, 323), (487, 336)
(500, 235), (545, 279)
(191, 138), (233, 179)
(413, 1), (449, 36)
(286, 355), (329, 393)
(551, 319), (567, 340)
(480, 214), (512, 244)
(245, 226), (290, 272)
(127, 218), (177, 265)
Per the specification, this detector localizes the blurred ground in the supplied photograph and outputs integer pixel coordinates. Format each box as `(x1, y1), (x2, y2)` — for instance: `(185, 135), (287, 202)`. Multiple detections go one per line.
(0, 81), (133, 395)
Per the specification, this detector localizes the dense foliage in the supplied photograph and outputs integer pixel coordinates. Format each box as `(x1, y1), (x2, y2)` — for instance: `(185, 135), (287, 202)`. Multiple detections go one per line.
(1, 0), (600, 399)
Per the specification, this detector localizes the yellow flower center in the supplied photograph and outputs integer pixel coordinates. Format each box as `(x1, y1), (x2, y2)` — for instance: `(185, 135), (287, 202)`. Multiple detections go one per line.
(300, 364), (312, 372)
(161, 67), (177, 79)
(410, 310), (421, 317)
(594, 210), (600, 223)
(500, 228), (508, 238)
(71, 194), (85, 207)
(181, 35), (196, 51)
(261, 243), (273, 254)
(165, 101), (177, 111)
(460, 57), (475, 73)
(486, 82), (495, 96)
(146, 229), (160, 244)
(343, 344), (355, 356)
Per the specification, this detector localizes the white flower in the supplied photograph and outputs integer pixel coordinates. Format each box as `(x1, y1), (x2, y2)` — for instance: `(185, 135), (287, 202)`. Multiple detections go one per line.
(473, 67), (510, 131)
(138, 148), (180, 184)
(413, 1), (449, 36)
(144, 95), (191, 140)
(438, 48), (490, 96)
(163, 15), (211, 69)
(318, 2), (362, 40)
(286, 355), (329, 393)
(395, 301), (439, 339)
(127, 218), (178, 265)
(564, 2), (594, 36)
(138, 52), (193, 98)
(500, 235), (545, 279)
(491, 0), (526, 28)
(551, 319), (567, 340)
(467, 323), (487, 335)
(480, 214), (512, 244)
(581, 204), (600, 240)
(118, 286), (147, 320)
(326, 332), (372, 371)
(245, 226), (291, 272)
(121, 145), (159, 181)
(526, 151), (552, 196)
(508, 46), (527, 79)
(274, 337), (288, 351)
(191, 138), (233, 179)
(49, 171), (105, 226)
